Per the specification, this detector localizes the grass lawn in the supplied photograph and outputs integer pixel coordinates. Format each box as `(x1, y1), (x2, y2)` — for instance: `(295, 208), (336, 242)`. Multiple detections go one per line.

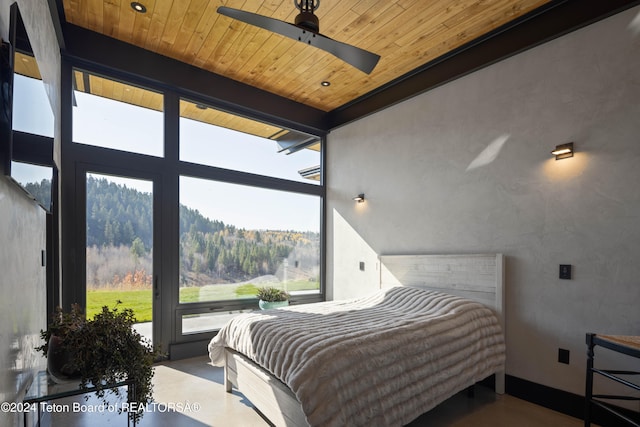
(87, 289), (154, 322)
(87, 281), (318, 323)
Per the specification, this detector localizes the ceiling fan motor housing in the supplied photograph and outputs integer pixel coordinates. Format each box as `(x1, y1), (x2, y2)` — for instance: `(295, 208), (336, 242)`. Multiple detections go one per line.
(294, 0), (320, 32)
(295, 11), (319, 32)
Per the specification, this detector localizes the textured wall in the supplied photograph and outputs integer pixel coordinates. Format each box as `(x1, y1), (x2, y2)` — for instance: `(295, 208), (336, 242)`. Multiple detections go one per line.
(0, 177), (46, 426)
(0, 1), (60, 425)
(327, 7), (640, 401)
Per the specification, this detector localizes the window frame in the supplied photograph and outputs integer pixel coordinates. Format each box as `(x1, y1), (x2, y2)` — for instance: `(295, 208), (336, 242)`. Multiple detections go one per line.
(59, 60), (326, 357)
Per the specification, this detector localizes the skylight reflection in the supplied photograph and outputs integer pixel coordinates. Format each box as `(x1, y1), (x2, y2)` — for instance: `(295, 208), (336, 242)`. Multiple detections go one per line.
(466, 134), (510, 172)
(628, 10), (640, 36)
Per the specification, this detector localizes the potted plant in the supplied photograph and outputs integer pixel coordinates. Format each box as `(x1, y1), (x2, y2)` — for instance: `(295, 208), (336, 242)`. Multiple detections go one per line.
(36, 302), (161, 422)
(256, 286), (290, 310)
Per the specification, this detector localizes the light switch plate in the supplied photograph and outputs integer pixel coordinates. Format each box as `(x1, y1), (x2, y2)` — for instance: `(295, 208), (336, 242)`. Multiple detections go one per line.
(559, 264), (571, 280)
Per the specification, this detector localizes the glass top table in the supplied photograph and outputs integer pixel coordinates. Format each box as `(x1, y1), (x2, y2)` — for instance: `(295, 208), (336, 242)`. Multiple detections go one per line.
(23, 370), (136, 426)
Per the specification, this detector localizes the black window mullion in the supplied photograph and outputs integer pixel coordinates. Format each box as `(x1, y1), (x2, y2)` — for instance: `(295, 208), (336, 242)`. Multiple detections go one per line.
(162, 91), (180, 348)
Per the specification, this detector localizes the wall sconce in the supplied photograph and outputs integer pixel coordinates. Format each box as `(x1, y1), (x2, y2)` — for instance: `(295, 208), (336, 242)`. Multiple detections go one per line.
(353, 194), (365, 203)
(551, 142), (574, 160)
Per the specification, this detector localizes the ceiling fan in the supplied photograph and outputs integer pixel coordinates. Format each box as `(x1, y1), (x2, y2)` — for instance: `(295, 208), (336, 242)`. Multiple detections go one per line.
(217, 1), (381, 74)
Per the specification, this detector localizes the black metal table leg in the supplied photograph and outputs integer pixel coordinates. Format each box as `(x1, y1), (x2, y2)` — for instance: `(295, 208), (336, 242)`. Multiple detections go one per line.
(585, 333), (595, 427)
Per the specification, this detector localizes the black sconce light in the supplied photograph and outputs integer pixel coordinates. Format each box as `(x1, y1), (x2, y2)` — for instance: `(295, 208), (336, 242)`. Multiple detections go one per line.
(353, 194), (365, 203)
(551, 142), (574, 160)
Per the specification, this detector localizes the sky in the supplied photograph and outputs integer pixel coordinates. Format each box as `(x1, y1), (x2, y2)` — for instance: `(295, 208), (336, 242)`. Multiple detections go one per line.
(12, 74), (321, 232)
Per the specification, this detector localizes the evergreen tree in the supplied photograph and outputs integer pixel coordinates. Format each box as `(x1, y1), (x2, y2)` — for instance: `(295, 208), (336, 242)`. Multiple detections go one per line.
(24, 176), (319, 284)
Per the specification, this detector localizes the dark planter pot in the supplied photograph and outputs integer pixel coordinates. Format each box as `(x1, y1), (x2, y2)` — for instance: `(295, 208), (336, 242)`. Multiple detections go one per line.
(47, 335), (80, 383)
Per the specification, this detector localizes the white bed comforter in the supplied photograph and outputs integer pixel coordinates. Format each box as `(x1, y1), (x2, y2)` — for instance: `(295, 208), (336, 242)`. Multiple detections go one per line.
(208, 286), (505, 427)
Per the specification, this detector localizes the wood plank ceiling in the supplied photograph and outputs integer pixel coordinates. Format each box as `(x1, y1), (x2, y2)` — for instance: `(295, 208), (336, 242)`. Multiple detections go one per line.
(61, 0), (552, 113)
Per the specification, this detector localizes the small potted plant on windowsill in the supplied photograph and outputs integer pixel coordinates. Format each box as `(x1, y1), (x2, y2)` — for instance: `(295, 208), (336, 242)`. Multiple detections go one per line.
(256, 287), (290, 310)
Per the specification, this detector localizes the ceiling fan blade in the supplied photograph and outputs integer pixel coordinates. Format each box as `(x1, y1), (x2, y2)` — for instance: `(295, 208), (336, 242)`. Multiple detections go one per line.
(311, 33), (380, 74)
(218, 7), (305, 43)
(217, 6), (380, 74)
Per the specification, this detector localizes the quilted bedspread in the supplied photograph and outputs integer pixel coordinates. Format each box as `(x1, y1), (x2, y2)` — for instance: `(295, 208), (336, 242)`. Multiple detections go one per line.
(208, 286), (505, 427)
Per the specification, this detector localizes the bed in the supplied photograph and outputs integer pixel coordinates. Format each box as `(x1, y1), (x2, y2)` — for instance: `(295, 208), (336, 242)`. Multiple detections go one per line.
(208, 253), (506, 426)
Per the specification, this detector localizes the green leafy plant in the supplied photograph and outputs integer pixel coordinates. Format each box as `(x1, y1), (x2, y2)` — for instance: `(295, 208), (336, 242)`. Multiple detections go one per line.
(256, 286), (290, 302)
(36, 302), (162, 422)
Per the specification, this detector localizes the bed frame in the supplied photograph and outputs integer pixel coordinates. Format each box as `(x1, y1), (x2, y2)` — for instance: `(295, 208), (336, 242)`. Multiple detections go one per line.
(223, 253), (505, 426)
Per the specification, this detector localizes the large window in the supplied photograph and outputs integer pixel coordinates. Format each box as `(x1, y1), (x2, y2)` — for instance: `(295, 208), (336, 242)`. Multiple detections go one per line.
(9, 52), (54, 209)
(13, 57), (54, 137)
(63, 66), (324, 354)
(72, 70), (164, 157)
(179, 177), (321, 304)
(179, 99), (321, 183)
(9, 162), (52, 209)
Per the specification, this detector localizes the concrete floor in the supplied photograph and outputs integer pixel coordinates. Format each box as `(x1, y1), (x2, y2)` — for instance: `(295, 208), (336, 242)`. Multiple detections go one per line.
(43, 355), (588, 427)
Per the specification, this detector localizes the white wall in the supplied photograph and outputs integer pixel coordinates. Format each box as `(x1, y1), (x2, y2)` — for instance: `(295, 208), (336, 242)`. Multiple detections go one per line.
(327, 6), (640, 400)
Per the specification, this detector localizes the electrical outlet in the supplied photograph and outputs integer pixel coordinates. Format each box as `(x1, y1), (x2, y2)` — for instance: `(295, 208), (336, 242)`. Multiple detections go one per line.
(559, 264), (572, 280)
(558, 348), (570, 364)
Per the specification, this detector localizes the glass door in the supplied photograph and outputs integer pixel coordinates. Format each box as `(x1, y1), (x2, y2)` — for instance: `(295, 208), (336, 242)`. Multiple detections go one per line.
(85, 172), (157, 343)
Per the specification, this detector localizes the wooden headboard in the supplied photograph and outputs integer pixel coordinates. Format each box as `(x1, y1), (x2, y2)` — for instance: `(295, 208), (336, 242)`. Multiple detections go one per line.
(379, 253), (505, 328)
(379, 253), (506, 394)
